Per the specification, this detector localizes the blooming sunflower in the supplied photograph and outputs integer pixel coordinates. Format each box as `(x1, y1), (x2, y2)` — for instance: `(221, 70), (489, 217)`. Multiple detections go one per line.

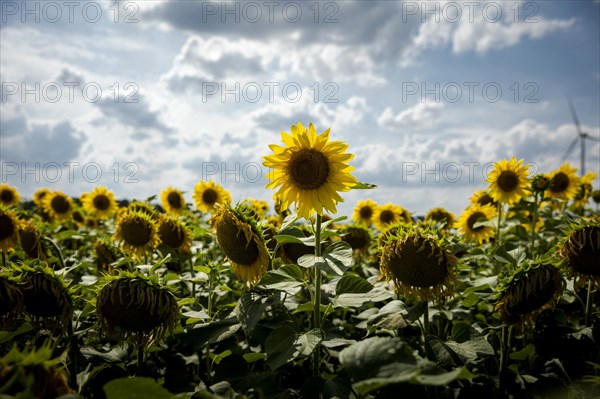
(157, 214), (192, 255)
(193, 180), (231, 214)
(379, 226), (456, 302)
(18, 220), (43, 259)
(546, 163), (579, 201)
(352, 199), (378, 226)
(0, 206), (21, 253)
(486, 157), (530, 205)
(263, 122), (357, 219)
(455, 204), (498, 244)
(125, 201), (158, 221)
(0, 184), (20, 208)
(469, 189), (497, 207)
(210, 205), (269, 287)
(424, 207), (455, 230)
(373, 203), (409, 231)
(94, 239), (122, 275)
(42, 191), (73, 221)
(558, 218), (600, 288)
(161, 187), (186, 215)
(33, 188), (51, 208)
(113, 210), (160, 259)
(572, 171), (597, 209)
(82, 186), (118, 219)
(71, 207), (86, 226)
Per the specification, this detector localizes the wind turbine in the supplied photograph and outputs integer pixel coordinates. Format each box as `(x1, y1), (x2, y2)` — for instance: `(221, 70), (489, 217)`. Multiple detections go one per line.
(561, 97), (600, 175)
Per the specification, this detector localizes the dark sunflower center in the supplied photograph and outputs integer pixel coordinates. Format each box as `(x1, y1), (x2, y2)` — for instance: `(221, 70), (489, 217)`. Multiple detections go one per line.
(288, 148), (330, 190)
(216, 213), (259, 266)
(158, 222), (184, 249)
(497, 171), (519, 192)
(466, 212), (486, 232)
(121, 219), (152, 246)
(428, 211), (447, 222)
(202, 189), (218, 205)
(379, 210), (395, 224)
(93, 194), (110, 211)
(22, 273), (69, 318)
(385, 238), (448, 288)
(0, 189), (14, 203)
(477, 193), (495, 206)
(167, 192), (182, 208)
(501, 267), (561, 322)
(359, 206), (373, 219)
(51, 195), (70, 214)
(72, 211), (84, 223)
(0, 215), (15, 240)
(550, 172), (569, 193)
(19, 230), (38, 257)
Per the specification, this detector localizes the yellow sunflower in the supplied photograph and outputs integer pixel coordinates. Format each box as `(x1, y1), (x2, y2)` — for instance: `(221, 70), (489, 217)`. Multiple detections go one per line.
(572, 171), (597, 209)
(82, 186), (118, 219)
(373, 203), (408, 231)
(32, 188), (51, 208)
(157, 214), (192, 254)
(486, 157), (530, 205)
(455, 204), (498, 244)
(0, 184), (20, 208)
(210, 205), (269, 287)
(18, 220), (43, 259)
(161, 187), (186, 215)
(193, 180), (232, 214)
(249, 198), (269, 220)
(352, 199), (378, 226)
(42, 191), (73, 221)
(0, 206), (21, 252)
(546, 163), (579, 201)
(263, 122), (357, 219)
(469, 189), (497, 207)
(113, 210), (160, 259)
(424, 207), (455, 230)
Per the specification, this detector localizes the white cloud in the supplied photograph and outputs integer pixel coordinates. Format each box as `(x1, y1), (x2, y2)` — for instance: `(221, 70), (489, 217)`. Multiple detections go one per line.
(378, 102), (444, 131)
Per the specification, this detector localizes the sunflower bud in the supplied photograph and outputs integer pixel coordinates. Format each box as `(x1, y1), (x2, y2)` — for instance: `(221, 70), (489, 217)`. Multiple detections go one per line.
(531, 174), (551, 193)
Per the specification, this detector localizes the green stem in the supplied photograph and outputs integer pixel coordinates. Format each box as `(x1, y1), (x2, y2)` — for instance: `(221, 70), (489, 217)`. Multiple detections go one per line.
(585, 279), (594, 327)
(495, 202), (502, 247)
(205, 267), (214, 380)
(189, 258), (196, 298)
(423, 300), (429, 337)
(312, 214), (323, 377)
(498, 325), (511, 395)
(1, 250), (5, 268)
(530, 193), (539, 257)
(42, 237), (66, 269)
(68, 320), (78, 389)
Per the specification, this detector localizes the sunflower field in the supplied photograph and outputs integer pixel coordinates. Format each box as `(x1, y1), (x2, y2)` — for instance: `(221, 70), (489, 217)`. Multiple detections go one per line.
(1, 122), (599, 399)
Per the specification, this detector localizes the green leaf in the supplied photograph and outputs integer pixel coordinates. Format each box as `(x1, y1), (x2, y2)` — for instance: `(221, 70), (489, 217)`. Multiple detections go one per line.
(352, 182), (377, 190)
(210, 349), (232, 365)
(104, 377), (174, 399)
(265, 326), (299, 370)
(182, 318), (241, 348)
(461, 292), (480, 307)
(236, 290), (277, 333)
(243, 352), (267, 363)
(258, 264), (304, 294)
(510, 343), (536, 362)
(296, 329), (324, 356)
(336, 275), (373, 296)
(332, 287), (392, 308)
(0, 323), (33, 344)
(414, 366), (476, 385)
(322, 241), (353, 275)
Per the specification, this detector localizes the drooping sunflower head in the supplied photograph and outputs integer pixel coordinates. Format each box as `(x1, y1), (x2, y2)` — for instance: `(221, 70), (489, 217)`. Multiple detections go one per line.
(113, 210), (160, 260)
(469, 189), (497, 208)
(546, 163), (580, 201)
(42, 191), (73, 221)
(18, 220), (43, 259)
(495, 260), (564, 325)
(0, 206), (21, 253)
(157, 214), (192, 255)
(486, 157), (530, 205)
(82, 186), (118, 219)
(0, 184), (20, 207)
(94, 239), (122, 275)
(592, 190), (600, 205)
(32, 188), (51, 209)
(0, 274), (25, 328)
(558, 218), (600, 287)
(161, 187), (186, 215)
(379, 226), (456, 302)
(455, 204), (498, 245)
(531, 174), (551, 194)
(424, 207), (456, 230)
(209, 205), (269, 287)
(193, 180), (232, 214)
(341, 225), (372, 254)
(263, 122), (357, 219)
(126, 201), (158, 221)
(95, 272), (180, 347)
(352, 199), (378, 226)
(373, 203), (410, 231)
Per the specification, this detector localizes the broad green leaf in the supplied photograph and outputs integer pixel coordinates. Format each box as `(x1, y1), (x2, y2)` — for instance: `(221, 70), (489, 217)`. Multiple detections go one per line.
(352, 182), (377, 190)
(182, 318), (241, 348)
(210, 349), (232, 365)
(104, 377), (174, 399)
(296, 329), (324, 356)
(265, 325), (299, 370)
(336, 275), (373, 296)
(258, 264), (304, 294)
(322, 241), (353, 275)
(243, 352), (267, 363)
(332, 287), (392, 308)
(236, 290), (277, 333)
(461, 292), (480, 307)
(0, 323), (33, 344)
(414, 366), (476, 385)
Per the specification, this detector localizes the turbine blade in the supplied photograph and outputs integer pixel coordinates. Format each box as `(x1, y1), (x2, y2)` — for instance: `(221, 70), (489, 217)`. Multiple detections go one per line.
(561, 136), (580, 162)
(568, 96), (583, 137)
(585, 135), (600, 142)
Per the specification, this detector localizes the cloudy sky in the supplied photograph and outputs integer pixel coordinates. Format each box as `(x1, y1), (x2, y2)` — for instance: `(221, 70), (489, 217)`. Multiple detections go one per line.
(1, 0), (599, 216)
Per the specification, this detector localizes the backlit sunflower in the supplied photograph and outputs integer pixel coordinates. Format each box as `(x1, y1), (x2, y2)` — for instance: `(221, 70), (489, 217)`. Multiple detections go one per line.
(469, 190), (497, 207)
(193, 180), (231, 214)
(18, 220), (43, 259)
(455, 204), (498, 244)
(425, 207), (455, 230)
(161, 187), (186, 215)
(263, 122), (357, 219)
(486, 157), (530, 205)
(33, 188), (51, 208)
(210, 205), (269, 287)
(546, 163), (579, 201)
(373, 203), (408, 231)
(352, 199), (378, 226)
(558, 218), (600, 288)
(0, 206), (21, 253)
(113, 210), (160, 259)
(126, 201), (158, 221)
(82, 186), (118, 219)
(94, 239), (122, 274)
(274, 198), (290, 219)
(157, 214), (192, 255)
(42, 191), (73, 221)
(572, 172), (597, 209)
(0, 184), (20, 208)
(379, 226), (456, 302)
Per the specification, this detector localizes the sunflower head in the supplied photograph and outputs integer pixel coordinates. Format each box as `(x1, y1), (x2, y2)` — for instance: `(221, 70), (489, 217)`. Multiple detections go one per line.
(18, 220), (43, 259)
(263, 122), (357, 219)
(126, 201), (158, 221)
(425, 207), (456, 230)
(209, 205), (269, 287)
(0, 274), (25, 328)
(94, 239), (122, 274)
(0, 206), (21, 252)
(95, 272), (179, 348)
(193, 180), (232, 214)
(352, 199), (378, 226)
(558, 218), (600, 287)
(547, 163), (580, 201)
(249, 198), (269, 220)
(379, 226), (456, 302)
(274, 198), (291, 219)
(161, 187), (186, 215)
(341, 225), (372, 253)
(0, 184), (20, 207)
(42, 191), (73, 221)
(531, 174), (551, 194)
(373, 203), (410, 231)
(495, 260), (564, 325)
(279, 226), (316, 265)
(455, 204), (498, 245)
(82, 186), (118, 219)
(486, 157), (530, 205)
(113, 210), (160, 259)
(469, 190), (497, 208)
(157, 214), (192, 255)
(71, 207), (86, 226)
(32, 188), (51, 209)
